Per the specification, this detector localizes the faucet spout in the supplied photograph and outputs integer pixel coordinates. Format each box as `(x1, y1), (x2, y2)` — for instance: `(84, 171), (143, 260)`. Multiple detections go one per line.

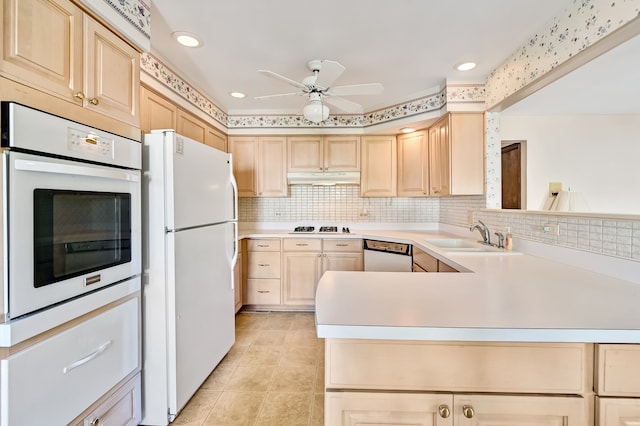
(469, 220), (491, 245)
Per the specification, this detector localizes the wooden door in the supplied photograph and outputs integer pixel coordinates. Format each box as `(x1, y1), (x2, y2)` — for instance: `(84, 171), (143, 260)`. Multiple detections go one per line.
(324, 136), (360, 171)
(283, 252), (322, 306)
(258, 137), (287, 197)
(323, 252), (363, 272)
(287, 136), (323, 172)
(140, 86), (177, 133)
(229, 137), (258, 197)
(397, 130), (429, 196)
(176, 109), (207, 143)
(84, 15), (139, 126)
(206, 127), (227, 152)
(429, 119), (450, 196)
(361, 136), (397, 197)
(0, 0), (83, 102)
(598, 397), (640, 425)
(233, 251), (243, 313)
(501, 142), (522, 209)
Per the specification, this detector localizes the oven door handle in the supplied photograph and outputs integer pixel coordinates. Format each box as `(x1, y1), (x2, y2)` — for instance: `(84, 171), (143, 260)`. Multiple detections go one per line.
(14, 159), (140, 182)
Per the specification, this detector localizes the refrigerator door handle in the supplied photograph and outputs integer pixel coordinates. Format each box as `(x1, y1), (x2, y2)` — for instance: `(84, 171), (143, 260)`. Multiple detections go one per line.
(229, 156), (239, 222)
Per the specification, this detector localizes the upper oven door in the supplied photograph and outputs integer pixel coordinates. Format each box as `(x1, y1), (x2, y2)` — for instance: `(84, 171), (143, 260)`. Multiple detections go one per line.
(5, 151), (141, 319)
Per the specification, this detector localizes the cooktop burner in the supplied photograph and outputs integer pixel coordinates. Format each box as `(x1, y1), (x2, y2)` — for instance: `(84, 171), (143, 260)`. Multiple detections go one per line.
(291, 225), (350, 234)
(293, 226), (315, 233)
(319, 226), (338, 233)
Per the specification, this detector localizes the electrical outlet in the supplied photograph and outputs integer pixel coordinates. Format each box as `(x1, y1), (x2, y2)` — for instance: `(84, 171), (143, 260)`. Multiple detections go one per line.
(542, 224), (559, 235)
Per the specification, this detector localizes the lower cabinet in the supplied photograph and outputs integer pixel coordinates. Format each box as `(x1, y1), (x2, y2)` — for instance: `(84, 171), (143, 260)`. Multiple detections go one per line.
(597, 397), (640, 425)
(71, 373), (141, 426)
(595, 344), (640, 425)
(413, 246), (458, 272)
(234, 248), (243, 312)
(326, 392), (588, 426)
(245, 238), (282, 306)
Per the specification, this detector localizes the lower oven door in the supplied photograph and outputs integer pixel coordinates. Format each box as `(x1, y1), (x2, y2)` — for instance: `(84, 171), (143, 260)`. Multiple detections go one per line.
(5, 151), (141, 319)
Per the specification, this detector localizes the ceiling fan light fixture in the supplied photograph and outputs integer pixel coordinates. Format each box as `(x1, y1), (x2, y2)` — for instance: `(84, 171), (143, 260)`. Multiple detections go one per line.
(303, 101), (330, 123)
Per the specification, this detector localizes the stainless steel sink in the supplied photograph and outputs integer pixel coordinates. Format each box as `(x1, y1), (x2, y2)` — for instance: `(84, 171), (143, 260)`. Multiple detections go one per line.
(424, 238), (522, 256)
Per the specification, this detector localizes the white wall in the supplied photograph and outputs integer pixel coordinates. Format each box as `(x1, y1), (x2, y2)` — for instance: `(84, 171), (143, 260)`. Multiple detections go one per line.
(500, 114), (640, 214)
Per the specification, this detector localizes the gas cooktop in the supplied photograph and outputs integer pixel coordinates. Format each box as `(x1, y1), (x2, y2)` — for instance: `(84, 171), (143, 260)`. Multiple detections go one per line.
(291, 226), (350, 234)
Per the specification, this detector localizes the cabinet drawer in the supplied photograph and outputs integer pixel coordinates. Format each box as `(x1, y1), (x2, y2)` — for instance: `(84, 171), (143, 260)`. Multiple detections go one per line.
(247, 239), (281, 251)
(74, 374), (141, 426)
(247, 252), (281, 278)
(246, 279), (281, 305)
(0, 298), (139, 425)
(597, 396), (640, 423)
(283, 238), (322, 251)
(326, 339), (592, 394)
(596, 344), (640, 396)
(323, 239), (362, 252)
(413, 248), (438, 272)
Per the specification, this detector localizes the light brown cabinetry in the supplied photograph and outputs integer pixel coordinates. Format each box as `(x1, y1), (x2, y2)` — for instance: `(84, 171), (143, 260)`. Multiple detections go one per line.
(322, 239), (363, 273)
(140, 86), (177, 133)
(412, 246), (457, 272)
(596, 344), (640, 425)
(229, 136), (287, 197)
(287, 136), (360, 172)
(245, 239), (281, 305)
(0, 0), (140, 128)
(325, 339), (592, 425)
(428, 113), (484, 196)
(71, 374), (141, 426)
(397, 130), (429, 196)
(361, 135), (397, 197)
(234, 247), (243, 313)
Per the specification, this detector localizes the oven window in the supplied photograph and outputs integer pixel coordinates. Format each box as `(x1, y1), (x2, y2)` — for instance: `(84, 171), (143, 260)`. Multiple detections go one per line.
(33, 190), (132, 288)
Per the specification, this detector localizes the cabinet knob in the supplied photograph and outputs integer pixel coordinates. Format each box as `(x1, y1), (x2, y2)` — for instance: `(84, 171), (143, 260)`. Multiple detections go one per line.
(89, 97), (100, 105)
(462, 405), (475, 418)
(90, 418), (100, 426)
(73, 91), (86, 100)
(438, 404), (450, 418)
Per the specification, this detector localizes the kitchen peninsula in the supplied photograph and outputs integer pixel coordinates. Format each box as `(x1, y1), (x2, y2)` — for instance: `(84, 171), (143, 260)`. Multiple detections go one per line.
(309, 229), (640, 425)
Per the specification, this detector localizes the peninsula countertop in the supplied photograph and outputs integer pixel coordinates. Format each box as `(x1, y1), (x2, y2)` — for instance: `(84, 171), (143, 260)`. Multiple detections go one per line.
(238, 225), (640, 343)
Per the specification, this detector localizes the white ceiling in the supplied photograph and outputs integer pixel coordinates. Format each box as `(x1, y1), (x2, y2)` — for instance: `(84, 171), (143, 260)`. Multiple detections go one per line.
(149, 0), (576, 119)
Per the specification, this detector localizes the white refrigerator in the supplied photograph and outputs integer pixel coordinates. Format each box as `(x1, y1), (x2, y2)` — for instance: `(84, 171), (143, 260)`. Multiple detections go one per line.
(141, 130), (238, 425)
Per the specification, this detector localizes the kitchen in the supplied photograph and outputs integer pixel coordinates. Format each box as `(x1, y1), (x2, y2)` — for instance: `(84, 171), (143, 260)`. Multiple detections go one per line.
(0, 0), (639, 425)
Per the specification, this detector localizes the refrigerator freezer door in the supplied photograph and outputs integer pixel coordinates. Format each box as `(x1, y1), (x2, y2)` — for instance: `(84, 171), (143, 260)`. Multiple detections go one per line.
(165, 223), (235, 418)
(163, 132), (234, 230)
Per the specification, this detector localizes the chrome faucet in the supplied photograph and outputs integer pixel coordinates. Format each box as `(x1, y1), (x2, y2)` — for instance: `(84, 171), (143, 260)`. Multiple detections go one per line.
(469, 220), (491, 245)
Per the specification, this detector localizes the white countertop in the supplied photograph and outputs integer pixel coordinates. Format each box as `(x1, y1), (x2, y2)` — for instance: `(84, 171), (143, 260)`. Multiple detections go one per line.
(239, 226), (640, 343)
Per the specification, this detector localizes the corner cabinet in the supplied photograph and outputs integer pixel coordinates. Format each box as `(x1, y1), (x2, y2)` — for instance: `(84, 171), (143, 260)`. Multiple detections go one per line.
(361, 135), (397, 197)
(429, 113), (484, 196)
(287, 135), (360, 172)
(0, 0), (140, 127)
(229, 136), (287, 197)
(397, 130), (429, 196)
(595, 344), (640, 424)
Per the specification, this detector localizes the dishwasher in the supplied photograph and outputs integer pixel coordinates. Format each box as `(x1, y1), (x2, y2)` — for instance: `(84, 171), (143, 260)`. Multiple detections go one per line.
(363, 239), (413, 272)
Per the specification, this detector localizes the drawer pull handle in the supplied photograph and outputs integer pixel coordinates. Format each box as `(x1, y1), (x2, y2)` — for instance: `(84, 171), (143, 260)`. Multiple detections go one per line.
(90, 418), (100, 426)
(296, 243), (308, 246)
(258, 263), (270, 267)
(257, 290), (270, 293)
(336, 244), (348, 247)
(438, 404), (450, 418)
(63, 340), (112, 374)
(257, 244), (269, 247)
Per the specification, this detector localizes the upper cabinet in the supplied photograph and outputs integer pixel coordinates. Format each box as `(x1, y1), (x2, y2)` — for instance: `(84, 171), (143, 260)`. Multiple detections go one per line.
(0, 0), (140, 127)
(229, 136), (288, 197)
(397, 130), (429, 196)
(361, 135), (397, 197)
(429, 113), (485, 196)
(288, 136), (360, 172)
(140, 86), (177, 133)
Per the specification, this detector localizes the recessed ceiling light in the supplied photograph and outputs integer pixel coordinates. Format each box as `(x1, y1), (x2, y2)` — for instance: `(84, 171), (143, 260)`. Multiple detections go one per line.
(172, 31), (202, 48)
(230, 92), (246, 98)
(401, 127), (416, 133)
(456, 62), (477, 71)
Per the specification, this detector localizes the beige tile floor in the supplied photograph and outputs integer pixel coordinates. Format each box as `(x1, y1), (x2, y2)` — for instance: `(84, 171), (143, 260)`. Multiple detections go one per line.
(172, 311), (325, 426)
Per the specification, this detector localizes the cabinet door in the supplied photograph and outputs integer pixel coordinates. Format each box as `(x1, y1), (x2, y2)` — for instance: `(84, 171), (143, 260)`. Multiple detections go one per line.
(361, 135), (397, 197)
(229, 137), (258, 197)
(449, 113), (484, 195)
(323, 252), (363, 273)
(324, 136), (360, 171)
(283, 252), (322, 306)
(84, 15), (140, 126)
(597, 397), (640, 425)
(455, 394), (588, 426)
(429, 118), (450, 195)
(206, 127), (227, 152)
(288, 136), (323, 172)
(234, 251), (243, 313)
(0, 0), (83, 102)
(176, 108), (207, 143)
(325, 391), (453, 426)
(258, 137), (287, 197)
(140, 86), (177, 133)
(397, 130), (429, 196)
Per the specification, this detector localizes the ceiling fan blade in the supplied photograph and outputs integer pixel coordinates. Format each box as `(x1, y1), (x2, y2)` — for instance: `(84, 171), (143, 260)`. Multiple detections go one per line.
(258, 69), (306, 89)
(328, 83), (384, 97)
(254, 92), (300, 100)
(314, 60), (346, 89)
(323, 96), (363, 114)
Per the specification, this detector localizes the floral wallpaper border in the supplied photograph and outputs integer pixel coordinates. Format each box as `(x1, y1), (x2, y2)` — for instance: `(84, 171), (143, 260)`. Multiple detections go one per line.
(142, 53), (487, 130)
(485, 0), (640, 109)
(101, 0), (151, 39)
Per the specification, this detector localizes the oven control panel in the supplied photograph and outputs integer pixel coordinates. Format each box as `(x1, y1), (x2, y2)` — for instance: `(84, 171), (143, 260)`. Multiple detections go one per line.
(68, 128), (114, 159)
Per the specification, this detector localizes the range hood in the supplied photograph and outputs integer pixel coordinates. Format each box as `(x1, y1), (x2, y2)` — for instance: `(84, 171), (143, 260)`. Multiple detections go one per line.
(287, 171), (361, 186)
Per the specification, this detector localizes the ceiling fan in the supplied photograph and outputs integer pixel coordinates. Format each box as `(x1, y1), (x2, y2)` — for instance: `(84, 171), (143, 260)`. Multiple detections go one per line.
(255, 59), (384, 123)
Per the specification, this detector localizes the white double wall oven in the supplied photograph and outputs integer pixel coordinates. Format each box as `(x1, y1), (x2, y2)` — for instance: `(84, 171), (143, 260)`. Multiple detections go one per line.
(1, 102), (141, 322)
